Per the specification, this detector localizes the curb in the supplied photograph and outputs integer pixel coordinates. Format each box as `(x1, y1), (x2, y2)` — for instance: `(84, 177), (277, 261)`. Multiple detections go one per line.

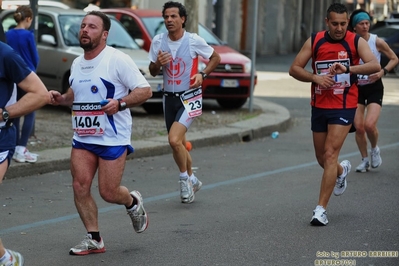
(5, 98), (291, 180)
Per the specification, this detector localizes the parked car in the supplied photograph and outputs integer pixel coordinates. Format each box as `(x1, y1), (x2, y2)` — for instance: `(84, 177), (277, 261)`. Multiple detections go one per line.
(370, 25), (399, 76)
(371, 18), (399, 31)
(101, 8), (257, 112)
(2, 0), (70, 9)
(0, 7), (163, 111)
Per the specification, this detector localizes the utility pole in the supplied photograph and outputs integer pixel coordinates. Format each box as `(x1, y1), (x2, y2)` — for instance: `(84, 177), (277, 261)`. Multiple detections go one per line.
(185, 0), (199, 34)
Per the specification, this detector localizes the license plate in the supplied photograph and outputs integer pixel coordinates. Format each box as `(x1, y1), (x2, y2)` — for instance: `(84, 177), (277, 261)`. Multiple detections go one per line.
(221, 79), (239, 88)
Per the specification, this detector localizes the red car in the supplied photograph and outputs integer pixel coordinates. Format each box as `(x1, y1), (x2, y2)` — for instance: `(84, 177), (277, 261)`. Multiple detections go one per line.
(101, 8), (257, 113)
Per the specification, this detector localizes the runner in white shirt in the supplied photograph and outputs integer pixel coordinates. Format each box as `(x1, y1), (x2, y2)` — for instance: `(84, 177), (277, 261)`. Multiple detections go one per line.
(149, 1), (220, 204)
(349, 10), (398, 173)
(49, 11), (152, 256)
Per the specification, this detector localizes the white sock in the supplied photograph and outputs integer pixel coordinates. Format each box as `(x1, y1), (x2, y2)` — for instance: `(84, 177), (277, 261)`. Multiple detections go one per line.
(362, 157), (369, 162)
(371, 146), (379, 152)
(16, 146), (25, 154)
(189, 174), (198, 184)
(0, 250), (11, 264)
(179, 171), (188, 179)
(315, 205), (325, 211)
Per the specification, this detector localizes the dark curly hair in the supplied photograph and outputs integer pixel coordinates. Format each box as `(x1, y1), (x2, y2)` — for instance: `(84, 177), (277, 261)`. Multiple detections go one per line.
(326, 3), (348, 20)
(162, 1), (187, 28)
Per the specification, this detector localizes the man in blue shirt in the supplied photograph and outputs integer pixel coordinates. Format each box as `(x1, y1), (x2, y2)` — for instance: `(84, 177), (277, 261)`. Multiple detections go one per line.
(0, 39), (50, 266)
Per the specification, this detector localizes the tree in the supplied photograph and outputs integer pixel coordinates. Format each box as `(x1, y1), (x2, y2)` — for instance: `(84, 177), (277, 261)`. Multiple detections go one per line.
(185, 0), (199, 33)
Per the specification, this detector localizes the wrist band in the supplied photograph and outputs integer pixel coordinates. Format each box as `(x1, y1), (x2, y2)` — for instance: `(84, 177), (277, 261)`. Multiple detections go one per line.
(383, 68), (388, 76)
(345, 65), (350, 74)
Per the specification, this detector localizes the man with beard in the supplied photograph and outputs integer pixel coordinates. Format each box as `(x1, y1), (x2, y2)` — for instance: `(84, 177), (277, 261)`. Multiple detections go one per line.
(49, 11), (152, 255)
(289, 3), (380, 226)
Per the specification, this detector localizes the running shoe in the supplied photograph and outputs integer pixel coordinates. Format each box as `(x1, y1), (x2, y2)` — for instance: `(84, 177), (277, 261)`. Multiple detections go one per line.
(310, 206), (328, 226)
(192, 179), (202, 193)
(0, 249), (24, 266)
(12, 148), (37, 163)
(127, 190), (149, 233)
(355, 159), (370, 173)
(334, 160), (351, 196)
(179, 177), (194, 203)
(69, 234), (105, 255)
(370, 147), (382, 168)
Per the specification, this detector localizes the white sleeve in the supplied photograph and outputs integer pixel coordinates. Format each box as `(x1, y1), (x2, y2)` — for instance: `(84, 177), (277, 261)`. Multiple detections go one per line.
(190, 33), (214, 59)
(148, 34), (163, 63)
(113, 51), (150, 90)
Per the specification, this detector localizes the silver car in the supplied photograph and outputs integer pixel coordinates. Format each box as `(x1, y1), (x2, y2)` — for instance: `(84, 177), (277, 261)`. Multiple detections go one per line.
(0, 7), (163, 109)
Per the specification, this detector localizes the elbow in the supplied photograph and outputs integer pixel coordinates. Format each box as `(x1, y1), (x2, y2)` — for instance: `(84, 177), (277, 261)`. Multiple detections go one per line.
(392, 56), (399, 66)
(288, 66), (295, 78)
(146, 87), (153, 99)
(216, 54), (221, 65)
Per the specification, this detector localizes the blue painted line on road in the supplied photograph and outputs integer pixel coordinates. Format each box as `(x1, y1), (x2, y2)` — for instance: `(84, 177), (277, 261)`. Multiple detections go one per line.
(1, 142), (398, 235)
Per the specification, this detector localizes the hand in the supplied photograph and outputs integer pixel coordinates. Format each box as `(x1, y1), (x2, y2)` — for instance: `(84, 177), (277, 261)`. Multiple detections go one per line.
(368, 72), (381, 83)
(49, 90), (62, 105)
(156, 50), (172, 66)
(101, 98), (119, 115)
(315, 74), (336, 89)
(189, 74), (203, 88)
(329, 62), (347, 75)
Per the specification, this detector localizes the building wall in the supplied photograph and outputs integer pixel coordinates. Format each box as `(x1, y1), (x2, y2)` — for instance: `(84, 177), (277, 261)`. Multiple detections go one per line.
(114, 0), (397, 56)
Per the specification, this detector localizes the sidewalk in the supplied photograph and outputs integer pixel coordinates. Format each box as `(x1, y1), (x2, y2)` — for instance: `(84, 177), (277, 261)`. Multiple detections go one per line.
(5, 97), (291, 180)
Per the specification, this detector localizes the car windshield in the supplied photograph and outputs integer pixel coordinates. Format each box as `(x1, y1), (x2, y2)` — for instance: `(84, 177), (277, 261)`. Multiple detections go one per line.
(141, 17), (222, 46)
(58, 15), (140, 49)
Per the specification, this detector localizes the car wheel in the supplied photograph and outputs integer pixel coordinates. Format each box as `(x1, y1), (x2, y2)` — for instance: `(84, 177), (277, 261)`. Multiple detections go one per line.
(216, 98), (247, 109)
(142, 102), (164, 114)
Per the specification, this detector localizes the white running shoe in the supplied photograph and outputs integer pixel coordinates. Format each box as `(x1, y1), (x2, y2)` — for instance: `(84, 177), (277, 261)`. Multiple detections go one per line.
(13, 148), (37, 163)
(1, 249), (24, 266)
(127, 190), (149, 233)
(334, 160), (351, 196)
(356, 159), (370, 173)
(179, 177), (194, 203)
(310, 206), (328, 226)
(192, 179), (202, 193)
(370, 147), (382, 168)
(69, 234), (105, 255)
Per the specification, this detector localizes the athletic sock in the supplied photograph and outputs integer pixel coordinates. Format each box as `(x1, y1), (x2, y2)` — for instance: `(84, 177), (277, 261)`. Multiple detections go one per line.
(179, 171), (188, 179)
(88, 232), (101, 242)
(126, 194), (137, 210)
(190, 173), (198, 184)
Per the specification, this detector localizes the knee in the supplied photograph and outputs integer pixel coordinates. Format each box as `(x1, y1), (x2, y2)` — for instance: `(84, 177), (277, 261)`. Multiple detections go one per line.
(315, 154), (324, 168)
(364, 122), (376, 133)
(72, 179), (90, 195)
(168, 136), (182, 150)
(99, 188), (116, 203)
(355, 124), (366, 135)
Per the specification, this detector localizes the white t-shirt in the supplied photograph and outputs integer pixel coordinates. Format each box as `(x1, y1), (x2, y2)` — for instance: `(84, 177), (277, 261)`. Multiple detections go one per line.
(69, 46), (149, 146)
(149, 31), (214, 92)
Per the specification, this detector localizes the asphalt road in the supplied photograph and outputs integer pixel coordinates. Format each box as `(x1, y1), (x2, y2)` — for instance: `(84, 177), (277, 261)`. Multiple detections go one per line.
(1, 66), (398, 265)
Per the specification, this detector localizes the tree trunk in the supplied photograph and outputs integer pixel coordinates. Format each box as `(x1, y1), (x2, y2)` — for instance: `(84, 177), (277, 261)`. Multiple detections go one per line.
(185, 0), (199, 34)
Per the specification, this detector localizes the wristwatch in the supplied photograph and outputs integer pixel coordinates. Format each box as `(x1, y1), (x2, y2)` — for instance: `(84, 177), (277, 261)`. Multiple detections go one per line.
(2, 108), (10, 122)
(383, 68), (388, 76)
(200, 71), (207, 80)
(117, 98), (127, 111)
